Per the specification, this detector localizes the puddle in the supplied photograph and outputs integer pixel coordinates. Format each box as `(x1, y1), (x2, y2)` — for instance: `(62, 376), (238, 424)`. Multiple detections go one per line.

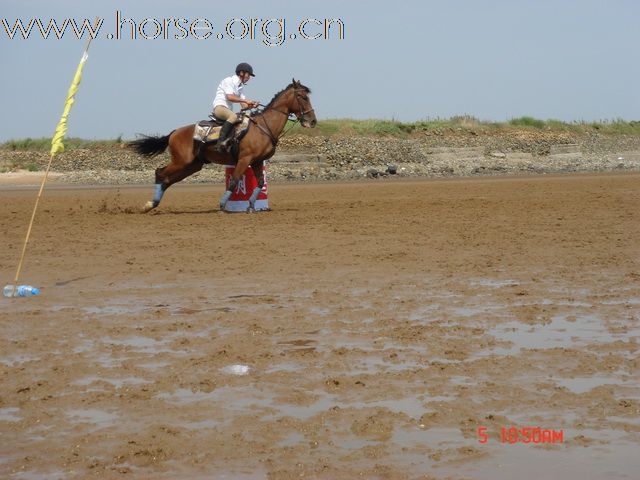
(600, 297), (640, 306)
(449, 375), (474, 386)
(332, 339), (381, 350)
(7, 470), (67, 480)
(66, 408), (119, 427)
(452, 305), (501, 317)
(82, 304), (148, 316)
(171, 306), (232, 315)
(350, 356), (424, 374)
(354, 396), (426, 417)
(157, 388), (221, 405)
(158, 385), (339, 421)
(607, 415), (640, 427)
(157, 386), (274, 412)
(408, 304), (442, 321)
(0, 354), (40, 366)
(137, 361), (171, 370)
(423, 395), (458, 403)
(308, 306), (332, 316)
(0, 407), (21, 422)
(554, 375), (636, 394)
(485, 314), (621, 354)
(73, 339), (94, 354)
(397, 426), (464, 449)
(264, 362), (302, 373)
(469, 278), (520, 288)
(277, 339), (317, 347)
(94, 352), (127, 368)
(181, 419), (218, 430)
(446, 431), (640, 480)
(277, 338), (317, 353)
(411, 301), (507, 321)
(339, 438), (383, 450)
(157, 380), (444, 424)
(100, 336), (186, 356)
(72, 375), (152, 388)
(376, 416), (640, 479)
(264, 394), (338, 420)
(278, 432), (372, 451)
(220, 364), (252, 376)
(278, 432), (306, 447)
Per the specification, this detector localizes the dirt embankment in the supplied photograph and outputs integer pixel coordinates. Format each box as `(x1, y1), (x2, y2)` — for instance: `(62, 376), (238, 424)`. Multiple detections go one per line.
(1, 129), (640, 185)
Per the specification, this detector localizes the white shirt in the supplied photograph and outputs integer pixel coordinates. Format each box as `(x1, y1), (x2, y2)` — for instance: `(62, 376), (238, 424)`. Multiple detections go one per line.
(213, 74), (246, 110)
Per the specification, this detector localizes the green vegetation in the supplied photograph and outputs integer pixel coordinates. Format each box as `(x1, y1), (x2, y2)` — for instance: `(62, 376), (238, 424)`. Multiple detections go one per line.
(509, 116), (546, 128)
(0, 137), (124, 151)
(287, 117), (640, 138)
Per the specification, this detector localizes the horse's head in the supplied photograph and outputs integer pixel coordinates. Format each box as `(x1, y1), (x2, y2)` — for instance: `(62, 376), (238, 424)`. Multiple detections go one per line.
(286, 79), (317, 128)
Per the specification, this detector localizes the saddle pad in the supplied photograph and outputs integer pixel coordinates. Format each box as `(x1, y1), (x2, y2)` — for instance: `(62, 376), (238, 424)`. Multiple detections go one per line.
(193, 116), (250, 143)
(194, 124), (221, 142)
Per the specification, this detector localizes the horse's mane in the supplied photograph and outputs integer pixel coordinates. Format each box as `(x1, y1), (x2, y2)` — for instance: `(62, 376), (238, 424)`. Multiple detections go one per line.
(263, 81), (311, 110)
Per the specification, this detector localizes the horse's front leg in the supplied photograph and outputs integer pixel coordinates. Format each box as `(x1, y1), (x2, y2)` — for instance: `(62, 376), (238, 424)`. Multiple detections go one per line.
(248, 161), (265, 212)
(219, 157), (251, 211)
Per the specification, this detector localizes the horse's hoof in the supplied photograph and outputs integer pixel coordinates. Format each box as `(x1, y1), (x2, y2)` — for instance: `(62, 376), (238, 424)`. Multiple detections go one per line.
(142, 201), (155, 213)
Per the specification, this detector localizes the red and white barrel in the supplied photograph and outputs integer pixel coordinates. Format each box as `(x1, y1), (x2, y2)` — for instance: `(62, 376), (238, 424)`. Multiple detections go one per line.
(224, 164), (269, 212)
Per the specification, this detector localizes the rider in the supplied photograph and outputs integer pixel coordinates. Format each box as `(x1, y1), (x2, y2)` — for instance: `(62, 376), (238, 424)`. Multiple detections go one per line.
(212, 62), (260, 152)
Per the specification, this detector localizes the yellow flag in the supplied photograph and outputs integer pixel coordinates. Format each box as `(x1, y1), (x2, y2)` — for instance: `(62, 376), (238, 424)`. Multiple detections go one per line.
(50, 51), (89, 156)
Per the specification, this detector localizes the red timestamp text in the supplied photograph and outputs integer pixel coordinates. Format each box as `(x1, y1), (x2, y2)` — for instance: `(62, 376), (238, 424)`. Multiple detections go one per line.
(477, 427), (564, 444)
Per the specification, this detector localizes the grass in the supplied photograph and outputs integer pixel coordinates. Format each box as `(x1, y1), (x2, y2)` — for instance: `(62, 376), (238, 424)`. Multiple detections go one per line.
(289, 117), (640, 138)
(509, 116), (546, 128)
(0, 136), (123, 151)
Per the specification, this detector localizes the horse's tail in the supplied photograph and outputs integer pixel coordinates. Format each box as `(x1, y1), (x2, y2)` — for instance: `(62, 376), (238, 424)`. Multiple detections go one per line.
(128, 130), (175, 157)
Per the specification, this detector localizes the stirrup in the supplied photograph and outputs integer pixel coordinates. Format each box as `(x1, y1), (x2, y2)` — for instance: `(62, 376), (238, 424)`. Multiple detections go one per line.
(216, 139), (229, 152)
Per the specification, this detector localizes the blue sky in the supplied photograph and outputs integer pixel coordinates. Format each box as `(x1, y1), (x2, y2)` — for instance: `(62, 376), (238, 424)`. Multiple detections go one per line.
(1, 0), (639, 141)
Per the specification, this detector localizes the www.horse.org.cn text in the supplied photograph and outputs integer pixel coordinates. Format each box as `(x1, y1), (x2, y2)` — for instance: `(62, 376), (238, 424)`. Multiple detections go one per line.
(1, 12), (346, 46)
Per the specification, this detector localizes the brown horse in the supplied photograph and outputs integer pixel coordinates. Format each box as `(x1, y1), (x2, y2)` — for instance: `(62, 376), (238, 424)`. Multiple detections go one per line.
(129, 79), (316, 212)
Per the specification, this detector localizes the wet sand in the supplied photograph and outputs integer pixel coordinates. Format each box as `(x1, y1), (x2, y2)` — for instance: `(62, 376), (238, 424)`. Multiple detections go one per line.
(1, 173), (639, 479)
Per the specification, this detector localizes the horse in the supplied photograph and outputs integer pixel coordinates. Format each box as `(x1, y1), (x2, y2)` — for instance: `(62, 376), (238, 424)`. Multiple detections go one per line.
(128, 79), (316, 213)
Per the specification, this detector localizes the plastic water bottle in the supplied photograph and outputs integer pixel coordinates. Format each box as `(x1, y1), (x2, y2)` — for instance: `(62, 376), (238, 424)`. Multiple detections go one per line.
(3, 285), (40, 298)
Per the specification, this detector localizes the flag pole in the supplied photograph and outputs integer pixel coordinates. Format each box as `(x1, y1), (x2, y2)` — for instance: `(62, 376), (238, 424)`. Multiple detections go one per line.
(10, 18), (98, 295)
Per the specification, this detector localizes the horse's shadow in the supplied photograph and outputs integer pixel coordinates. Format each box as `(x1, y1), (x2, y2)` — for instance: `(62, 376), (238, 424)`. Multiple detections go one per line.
(147, 209), (219, 216)
(146, 208), (282, 216)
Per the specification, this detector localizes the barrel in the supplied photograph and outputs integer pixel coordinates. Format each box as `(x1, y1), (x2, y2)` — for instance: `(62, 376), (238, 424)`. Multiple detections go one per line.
(223, 164), (269, 212)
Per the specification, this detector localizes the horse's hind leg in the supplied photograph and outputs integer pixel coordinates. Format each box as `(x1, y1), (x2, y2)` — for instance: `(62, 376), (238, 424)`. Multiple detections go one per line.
(143, 161), (203, 212)
(142, 167), (168, 212)
(143, 128), (200, 213)
(143, 165), (170, 212)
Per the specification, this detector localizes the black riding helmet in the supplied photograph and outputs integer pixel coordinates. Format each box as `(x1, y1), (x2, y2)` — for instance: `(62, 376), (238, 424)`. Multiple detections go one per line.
(236, 62), (255, 77)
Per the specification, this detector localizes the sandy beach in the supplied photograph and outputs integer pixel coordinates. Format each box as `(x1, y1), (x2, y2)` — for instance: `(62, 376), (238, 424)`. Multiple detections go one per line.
(1, 173), (638, 479)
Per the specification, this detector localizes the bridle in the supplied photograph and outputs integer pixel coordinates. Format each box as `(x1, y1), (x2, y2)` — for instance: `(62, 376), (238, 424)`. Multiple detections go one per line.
(292, 90), (315, 123)
(250, 88), (315, 146)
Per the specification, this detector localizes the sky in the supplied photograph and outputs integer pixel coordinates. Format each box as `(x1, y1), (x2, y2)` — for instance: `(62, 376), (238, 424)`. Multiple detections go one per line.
(1, 0), (639, 141)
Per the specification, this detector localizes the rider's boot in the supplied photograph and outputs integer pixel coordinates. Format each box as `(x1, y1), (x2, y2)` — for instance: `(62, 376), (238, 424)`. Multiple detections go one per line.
(215, 121), (235, 153)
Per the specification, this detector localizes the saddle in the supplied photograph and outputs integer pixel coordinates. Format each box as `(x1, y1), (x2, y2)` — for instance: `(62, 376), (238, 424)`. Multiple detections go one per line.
(193, 113), (250, 144)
